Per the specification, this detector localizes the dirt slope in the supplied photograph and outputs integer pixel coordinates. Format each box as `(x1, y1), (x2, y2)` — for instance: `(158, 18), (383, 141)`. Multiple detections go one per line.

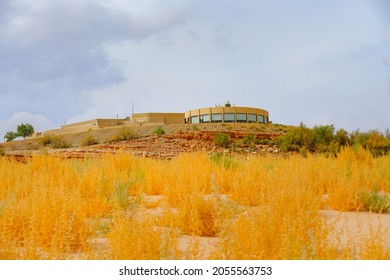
(0, 123), (290, 159)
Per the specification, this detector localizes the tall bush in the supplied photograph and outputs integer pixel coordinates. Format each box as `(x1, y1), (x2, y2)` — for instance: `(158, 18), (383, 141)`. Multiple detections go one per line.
(214, 132), (230, 148)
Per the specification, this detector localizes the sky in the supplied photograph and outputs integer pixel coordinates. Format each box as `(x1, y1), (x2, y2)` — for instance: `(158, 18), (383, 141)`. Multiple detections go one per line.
(1, 0), (390, 139)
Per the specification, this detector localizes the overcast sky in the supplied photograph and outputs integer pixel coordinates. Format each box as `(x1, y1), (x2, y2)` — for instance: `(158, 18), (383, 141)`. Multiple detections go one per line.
(1, 0), (390, 139)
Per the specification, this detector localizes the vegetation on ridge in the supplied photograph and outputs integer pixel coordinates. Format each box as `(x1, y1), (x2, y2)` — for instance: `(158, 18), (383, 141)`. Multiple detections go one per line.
(277, 123), (390, 157)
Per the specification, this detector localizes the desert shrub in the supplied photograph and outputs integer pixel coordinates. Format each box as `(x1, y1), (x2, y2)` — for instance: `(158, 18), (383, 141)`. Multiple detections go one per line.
(175, 194), (217, 237)
(278, 123), (315, 152)
(349, 130), (390, 156)
(365, 130), (390, 156)
(108, 211), (178, 259)
(39, 134), (71, 149)
(360, 187), (390, 213)
(109, 127), (139, 143)
(313, 125), (336, 153)
(192, 125), (199, 131)
(154, 127), (165, 136)
(52, 136), (71, 149)
(277, 124), (390, 156)
(256, 138), (271, 145)
(214, 132), (230, 148)
(39, 134), (56, 146)
(242, 134), (256, 145)
(335, 128), (350, 147)
(3, 148), (390, 259)
(81, 134), (98, 146)
(110, 180), (142, 209)
(210, 153), (239, 169)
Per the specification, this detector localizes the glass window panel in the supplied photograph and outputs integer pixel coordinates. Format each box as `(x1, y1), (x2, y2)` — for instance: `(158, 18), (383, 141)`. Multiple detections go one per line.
(191, 115), (199, 124)
(236, 113), (247, 122)
(258, 115), (264, 123)
(248, 114), (256, 123)
(224, 113), (235, 122)
(211, 113), (222, 122)
(200, 114), (210, 123)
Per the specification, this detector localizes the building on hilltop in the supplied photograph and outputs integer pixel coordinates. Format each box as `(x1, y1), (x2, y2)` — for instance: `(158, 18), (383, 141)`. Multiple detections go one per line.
(32, 102), (270, 137)
(184, 102), (269, 124)
(131, 102), (270, 125)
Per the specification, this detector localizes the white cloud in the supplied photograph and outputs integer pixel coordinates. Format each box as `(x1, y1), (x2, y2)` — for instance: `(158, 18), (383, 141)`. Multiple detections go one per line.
(0, 112), (56, 140)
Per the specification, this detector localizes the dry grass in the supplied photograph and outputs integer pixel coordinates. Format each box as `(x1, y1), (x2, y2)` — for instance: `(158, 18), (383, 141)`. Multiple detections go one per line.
(0, 146), (390, 259)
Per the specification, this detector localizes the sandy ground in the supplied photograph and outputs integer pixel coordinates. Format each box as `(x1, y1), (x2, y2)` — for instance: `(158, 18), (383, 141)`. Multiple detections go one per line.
(320, 210), (390, 255)
(117, 196), (390, 259)
(54, 195), (390, 259)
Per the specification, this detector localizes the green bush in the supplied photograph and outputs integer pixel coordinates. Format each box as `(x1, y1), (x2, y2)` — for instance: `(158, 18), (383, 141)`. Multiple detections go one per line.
(81, 134), (99, 146)
(192, 125), (199, 131)
(278, 123), (315, 152)
(313, 125), (335, 153)
(360, 187), (390, 213)
(335, 128), (350, 146)
(214, 132), (230, 148)
(154, 127), (165, 136)
(276, 123), (390, 156)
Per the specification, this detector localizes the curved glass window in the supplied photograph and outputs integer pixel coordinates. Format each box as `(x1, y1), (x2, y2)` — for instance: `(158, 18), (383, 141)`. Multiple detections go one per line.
(191, 115), (199, 124)
(200, 114), (210, 123)
(236, 113), (247, 122)
(264, 116), (269, 124)
(258, 115), (264, 123)
(223, 113), (235, 122)
(211, 113), (222, 122)
(248, 114), (256, 123)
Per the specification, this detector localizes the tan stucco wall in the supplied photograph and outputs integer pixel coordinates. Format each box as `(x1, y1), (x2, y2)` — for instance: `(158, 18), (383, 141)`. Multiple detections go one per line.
(58, 119), (128, 134)
(34, 119), (128, 137)
(131, 113), (184, 125)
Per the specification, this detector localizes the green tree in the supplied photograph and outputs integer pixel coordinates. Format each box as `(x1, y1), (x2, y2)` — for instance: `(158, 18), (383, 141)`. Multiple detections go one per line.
(335, 128), (350, 147)
(313, 125), (335, 153)
(278, 123), (315, 152)
(16, 123), (34, 139)
(4, 131), (18, 142)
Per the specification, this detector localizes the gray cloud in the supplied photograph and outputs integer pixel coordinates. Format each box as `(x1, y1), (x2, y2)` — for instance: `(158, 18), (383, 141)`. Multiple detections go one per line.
(0, 0), (187, 138)
(1, 0), (389, 138)
(0, 0), (184, 119)
(0, 1), (183, 85)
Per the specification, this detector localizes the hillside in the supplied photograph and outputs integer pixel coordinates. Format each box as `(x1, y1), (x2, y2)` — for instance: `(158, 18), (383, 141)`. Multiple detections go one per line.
(0, 123), (290, 159)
